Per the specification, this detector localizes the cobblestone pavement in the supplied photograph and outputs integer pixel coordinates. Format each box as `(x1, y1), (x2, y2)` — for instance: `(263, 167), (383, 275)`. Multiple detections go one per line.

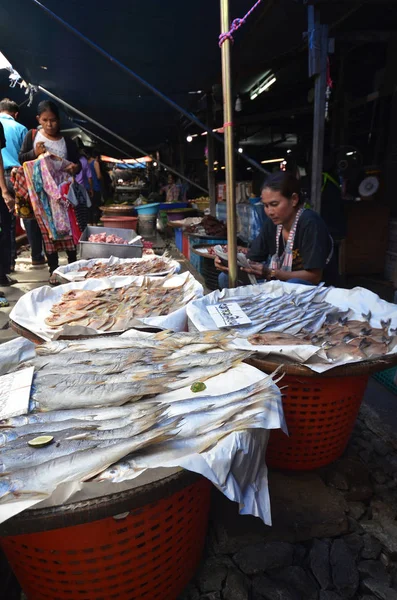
(179, 400), (397, 600)
(0, 248), (66, 344)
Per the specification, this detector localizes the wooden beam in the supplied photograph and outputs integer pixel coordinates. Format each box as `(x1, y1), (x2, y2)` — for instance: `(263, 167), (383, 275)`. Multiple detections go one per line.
(309, 5), (328, 214)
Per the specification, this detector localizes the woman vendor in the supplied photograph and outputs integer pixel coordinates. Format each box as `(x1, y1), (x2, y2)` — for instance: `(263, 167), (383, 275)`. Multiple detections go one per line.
(19, 100), (81, 284)
(216, 172), (334, 288)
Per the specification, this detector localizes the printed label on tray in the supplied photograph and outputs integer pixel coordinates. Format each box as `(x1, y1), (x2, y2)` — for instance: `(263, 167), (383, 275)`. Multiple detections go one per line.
(0, 367), (34, 420)
(207, 302), (252, 328)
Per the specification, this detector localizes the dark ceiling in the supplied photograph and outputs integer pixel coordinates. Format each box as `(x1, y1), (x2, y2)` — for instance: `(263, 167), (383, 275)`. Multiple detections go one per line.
(0, 0), (396, 162)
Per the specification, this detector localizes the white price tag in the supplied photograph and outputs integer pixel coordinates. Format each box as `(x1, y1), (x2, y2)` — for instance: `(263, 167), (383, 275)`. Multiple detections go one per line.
(0, 367), (34, 420)
(207, 302), (252, 328)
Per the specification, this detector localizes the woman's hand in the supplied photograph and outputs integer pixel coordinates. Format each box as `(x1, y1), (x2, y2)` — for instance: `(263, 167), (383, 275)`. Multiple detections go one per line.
(2, 189), (15, 212)
(214, 256), (229, 273)
(65, 163), (80, 175)
(241, 261), (269, 278)
(35, 141), (47, 157)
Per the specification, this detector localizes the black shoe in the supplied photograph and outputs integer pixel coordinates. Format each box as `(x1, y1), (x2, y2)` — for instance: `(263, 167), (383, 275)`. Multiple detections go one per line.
(0, 275), (17, 286)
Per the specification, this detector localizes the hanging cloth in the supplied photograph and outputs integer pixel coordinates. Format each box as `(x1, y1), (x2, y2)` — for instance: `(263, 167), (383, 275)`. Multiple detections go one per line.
(32, 160), (59, 240)
(23, 159), (75, 254)
(270, 208), (305, 272)
(39, 156), (72, 237)
(10, 166), (35, 219)
(67, 181), (90, 232)
(68, 205), (82, 245)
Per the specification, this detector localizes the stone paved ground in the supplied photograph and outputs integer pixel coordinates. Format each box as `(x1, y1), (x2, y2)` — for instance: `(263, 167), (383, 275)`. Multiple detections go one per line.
(0, 248), (67, 343)
(179, 400), (397, 600)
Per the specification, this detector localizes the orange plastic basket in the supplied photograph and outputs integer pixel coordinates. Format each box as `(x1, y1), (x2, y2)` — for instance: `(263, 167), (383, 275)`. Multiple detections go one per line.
(267, 374), (368, 470)
(1, 476), (211, 600)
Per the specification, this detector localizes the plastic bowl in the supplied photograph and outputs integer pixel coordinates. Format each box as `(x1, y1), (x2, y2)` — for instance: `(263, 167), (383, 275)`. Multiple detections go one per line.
(99, 216), (138, 230)
(134, 203), (160, 216)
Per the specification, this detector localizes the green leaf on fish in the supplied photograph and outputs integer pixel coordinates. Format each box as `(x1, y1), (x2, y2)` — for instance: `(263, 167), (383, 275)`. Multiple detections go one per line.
(190, 382), (207, 393)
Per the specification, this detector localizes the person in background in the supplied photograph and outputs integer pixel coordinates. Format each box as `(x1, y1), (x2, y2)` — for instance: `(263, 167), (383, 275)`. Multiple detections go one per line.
(215, 171), (335, 288)
(0, 120), (17, 293)
(76, 147), (93, 197)
(19, 100), (81, 283)
(87, 149), (102, 224)
(0, 98), (46, 268)
(162, 173), (181, 203)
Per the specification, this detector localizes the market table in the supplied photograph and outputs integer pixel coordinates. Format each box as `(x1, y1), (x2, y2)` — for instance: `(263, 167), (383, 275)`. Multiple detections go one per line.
(247, 353), (397, 471)
(0, 470), (211, 600)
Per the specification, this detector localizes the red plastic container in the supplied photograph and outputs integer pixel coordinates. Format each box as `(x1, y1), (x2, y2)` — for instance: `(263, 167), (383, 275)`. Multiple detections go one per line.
(267, 374), (369, 470)
(182, 233), (190, 259)
(100, 216), (138, 230)
(1, 477), (211, 600)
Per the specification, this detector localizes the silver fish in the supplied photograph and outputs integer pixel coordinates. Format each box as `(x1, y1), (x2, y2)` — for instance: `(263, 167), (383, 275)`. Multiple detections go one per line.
(0, 419), (100, 447)
(35, 338), (158, 356)
(168, 343), (218, 359)
(154, 330), (234, 348)
(76, 413), (162, 442)
(33, 366), (172, 389)
(165, 377), (273, 415)
(32, 348), (163, 370)
(166, 350), (251, 370)
(96, 413), (264, 483)
(166, 358), (243, 391)
(0, 403), (161, 428)
(0, 422), (179, 500)
(292, 283), (327, 306)
(0, 439), (101, 473)
(33, 382), (167, 410)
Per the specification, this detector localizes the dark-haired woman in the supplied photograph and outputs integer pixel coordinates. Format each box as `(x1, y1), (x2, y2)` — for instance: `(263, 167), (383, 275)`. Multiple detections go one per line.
(216, 172), (334, 288)
(19, 100), (81, 283)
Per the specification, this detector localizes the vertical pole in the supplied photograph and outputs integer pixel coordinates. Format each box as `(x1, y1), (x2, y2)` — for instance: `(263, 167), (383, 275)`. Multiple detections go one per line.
(308, 7), (328, 214)
(206, 92), (217, 216)
(220, 0), (237, 287)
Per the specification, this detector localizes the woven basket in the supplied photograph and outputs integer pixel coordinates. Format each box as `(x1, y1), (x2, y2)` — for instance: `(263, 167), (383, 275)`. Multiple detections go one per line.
(0, 471), (211, 600)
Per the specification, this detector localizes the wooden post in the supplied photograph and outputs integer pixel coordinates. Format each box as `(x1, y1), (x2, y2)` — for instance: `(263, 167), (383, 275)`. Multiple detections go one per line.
(220, 0), (237, 287)
(206, 92), (217, 216)
(308, 6), (328, 213)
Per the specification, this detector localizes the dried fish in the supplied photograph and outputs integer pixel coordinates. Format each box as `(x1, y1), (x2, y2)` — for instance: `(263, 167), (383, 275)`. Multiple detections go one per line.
(77, 255), (176, 278)
(44, 277), (199, 333)
(0, 422), (179, 499)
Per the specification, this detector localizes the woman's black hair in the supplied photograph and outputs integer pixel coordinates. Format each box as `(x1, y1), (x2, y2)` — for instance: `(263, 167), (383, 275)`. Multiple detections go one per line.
(37, 100), (60, 119)
(261, 171), (302, 204)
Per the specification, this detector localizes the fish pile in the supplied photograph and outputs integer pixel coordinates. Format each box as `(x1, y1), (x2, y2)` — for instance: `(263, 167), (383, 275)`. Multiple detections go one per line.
(28, 332), (250, 411)
(78, 255), (175, 278)
(302, 311), (397, 362)
(88, 232), (128, 244)
(242, 287), (397, 363)
(0, 331), (280, 503)
(44, 276), (197, 332)
(221, 284), (336, 339)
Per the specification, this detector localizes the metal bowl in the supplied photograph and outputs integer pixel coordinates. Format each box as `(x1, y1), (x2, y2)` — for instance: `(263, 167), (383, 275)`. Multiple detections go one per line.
(100, 204), (136, 216)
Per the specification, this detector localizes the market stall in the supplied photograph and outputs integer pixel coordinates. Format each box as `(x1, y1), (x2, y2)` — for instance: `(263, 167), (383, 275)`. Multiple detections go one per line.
(187, 280), (397, 469)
